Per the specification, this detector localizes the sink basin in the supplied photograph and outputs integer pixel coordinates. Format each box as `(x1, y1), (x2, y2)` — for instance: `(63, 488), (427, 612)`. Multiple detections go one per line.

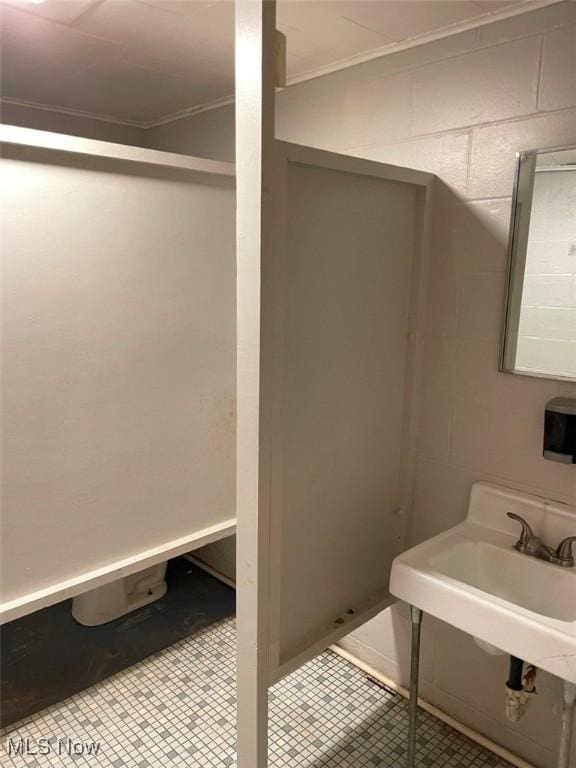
(390, 482), (576, 683)
(429, 539), (576, 622)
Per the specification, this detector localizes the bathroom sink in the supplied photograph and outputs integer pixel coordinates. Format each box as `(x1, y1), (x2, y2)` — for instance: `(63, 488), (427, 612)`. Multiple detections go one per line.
(390, 482), (576, 683)
(428, 539), (576, 622)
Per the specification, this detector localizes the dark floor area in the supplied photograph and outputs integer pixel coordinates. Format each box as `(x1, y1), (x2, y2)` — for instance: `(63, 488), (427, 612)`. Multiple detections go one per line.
(0, 557), (235, 727)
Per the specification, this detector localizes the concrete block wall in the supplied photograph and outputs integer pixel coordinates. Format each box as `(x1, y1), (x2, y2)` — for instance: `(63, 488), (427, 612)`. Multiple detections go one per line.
(145, 4), (576, 765)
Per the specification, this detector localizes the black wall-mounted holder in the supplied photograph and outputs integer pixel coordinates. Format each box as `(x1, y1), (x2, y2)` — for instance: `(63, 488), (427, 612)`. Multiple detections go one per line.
(544, 398), (576, 464)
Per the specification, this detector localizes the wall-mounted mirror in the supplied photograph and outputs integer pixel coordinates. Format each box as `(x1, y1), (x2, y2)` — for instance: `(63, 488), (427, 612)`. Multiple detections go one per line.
(501, 145), (576, 382)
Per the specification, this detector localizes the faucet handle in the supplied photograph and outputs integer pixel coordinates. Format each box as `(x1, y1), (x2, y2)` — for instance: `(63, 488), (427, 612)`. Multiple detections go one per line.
(555, 537), (576, 567)
(507, 512), (536, 553)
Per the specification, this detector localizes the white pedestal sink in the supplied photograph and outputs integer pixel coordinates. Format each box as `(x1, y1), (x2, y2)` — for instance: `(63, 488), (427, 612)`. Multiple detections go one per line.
(390, 481), (576, 768)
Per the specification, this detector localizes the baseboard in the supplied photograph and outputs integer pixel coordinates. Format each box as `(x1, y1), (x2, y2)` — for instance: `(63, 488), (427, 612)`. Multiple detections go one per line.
(183, 554), (237, 590)
(329, 644), (536, 768)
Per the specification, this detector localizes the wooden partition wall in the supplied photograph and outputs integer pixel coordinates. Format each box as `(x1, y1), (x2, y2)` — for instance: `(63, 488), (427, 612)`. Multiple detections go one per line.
(0, 126), (237, 623)
(235, 3), (434, 765)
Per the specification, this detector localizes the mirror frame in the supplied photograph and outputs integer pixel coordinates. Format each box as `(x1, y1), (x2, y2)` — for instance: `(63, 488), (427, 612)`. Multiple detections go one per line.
(500, 143), (576, 383)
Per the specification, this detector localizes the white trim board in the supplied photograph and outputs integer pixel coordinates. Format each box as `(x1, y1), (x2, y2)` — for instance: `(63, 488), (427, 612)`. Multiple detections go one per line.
(234, 3), (277, 765)
(0, 519), (236, 625)
(183, 554), (237, 591)
(279, 140), (433, 188)
(1, 97), (145, 130)
(0, 124), (235, 178)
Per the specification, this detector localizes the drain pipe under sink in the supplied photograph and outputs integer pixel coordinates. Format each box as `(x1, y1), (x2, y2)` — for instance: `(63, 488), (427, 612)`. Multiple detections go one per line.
(503, 655), (575, 768)
(504, 656), (537, 722)
(473, 641), (539, 723)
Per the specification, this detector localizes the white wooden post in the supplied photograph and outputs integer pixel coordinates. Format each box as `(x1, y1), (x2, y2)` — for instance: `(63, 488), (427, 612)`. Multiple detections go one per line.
(235, 1), (277, 767)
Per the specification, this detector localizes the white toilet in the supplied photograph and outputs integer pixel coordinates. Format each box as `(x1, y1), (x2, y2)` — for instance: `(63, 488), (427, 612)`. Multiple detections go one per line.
(72, 562), (168, 626)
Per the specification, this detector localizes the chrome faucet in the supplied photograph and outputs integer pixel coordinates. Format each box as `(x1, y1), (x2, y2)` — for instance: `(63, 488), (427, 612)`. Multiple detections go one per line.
(507, 512), (576, 567)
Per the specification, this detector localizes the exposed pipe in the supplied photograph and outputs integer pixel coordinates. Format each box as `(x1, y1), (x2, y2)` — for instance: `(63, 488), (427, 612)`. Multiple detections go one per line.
(507, 656), (524, 692)
(406, 606), (423, 768)
(558, 681), (576, 768)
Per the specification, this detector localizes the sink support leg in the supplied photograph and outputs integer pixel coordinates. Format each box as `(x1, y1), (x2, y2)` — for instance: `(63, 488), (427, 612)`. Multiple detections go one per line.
(558, 680), (576, 768)
(407, 606), (423, 768)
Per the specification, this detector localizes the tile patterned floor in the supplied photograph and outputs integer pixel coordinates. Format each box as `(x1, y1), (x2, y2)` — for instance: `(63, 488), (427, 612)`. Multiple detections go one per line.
(1, 617), (513, 767)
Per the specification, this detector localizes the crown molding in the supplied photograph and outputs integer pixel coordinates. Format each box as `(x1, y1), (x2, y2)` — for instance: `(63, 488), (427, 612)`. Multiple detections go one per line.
(143, 0), (562, 130)
(144, 93), (235, 130)
(285, 0), (561, 87)
(0, 97), (144, 129)
(1, 0), (563, 133)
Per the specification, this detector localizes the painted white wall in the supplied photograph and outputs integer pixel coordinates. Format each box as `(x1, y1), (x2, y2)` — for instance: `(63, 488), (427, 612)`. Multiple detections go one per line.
(1, 145), (236, 613)
(0, 107), (237, 589)
(146, 4), (576, 766)
(276, 161), (419, 666)
(149, 107), (235, 162)
(517, 169), (576, 378)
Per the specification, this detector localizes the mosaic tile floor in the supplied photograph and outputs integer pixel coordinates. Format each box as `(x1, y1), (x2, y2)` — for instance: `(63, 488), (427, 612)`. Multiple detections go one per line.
(1, 617), (513, 767)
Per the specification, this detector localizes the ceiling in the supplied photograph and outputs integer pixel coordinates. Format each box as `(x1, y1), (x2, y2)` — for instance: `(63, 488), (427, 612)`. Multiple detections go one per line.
(0, 0), (543, 127)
